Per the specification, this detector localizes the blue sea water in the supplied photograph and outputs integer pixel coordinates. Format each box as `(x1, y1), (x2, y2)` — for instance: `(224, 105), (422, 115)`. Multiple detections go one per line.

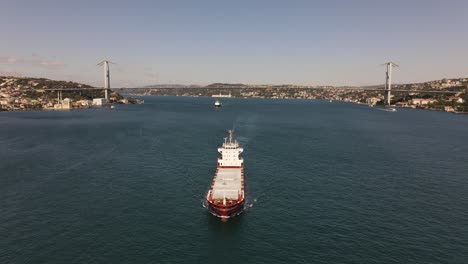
(1, 96), (468, 263)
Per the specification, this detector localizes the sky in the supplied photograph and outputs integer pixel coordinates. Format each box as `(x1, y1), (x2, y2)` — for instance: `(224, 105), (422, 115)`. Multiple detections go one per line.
(1, 0), (468, 87)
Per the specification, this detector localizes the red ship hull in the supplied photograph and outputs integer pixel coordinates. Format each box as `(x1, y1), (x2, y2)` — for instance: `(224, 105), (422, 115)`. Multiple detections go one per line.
(207, 199), (245, 218)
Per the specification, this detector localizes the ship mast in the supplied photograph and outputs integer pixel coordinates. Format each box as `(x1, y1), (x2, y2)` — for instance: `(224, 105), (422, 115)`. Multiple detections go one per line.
(228, 129), (234, 144)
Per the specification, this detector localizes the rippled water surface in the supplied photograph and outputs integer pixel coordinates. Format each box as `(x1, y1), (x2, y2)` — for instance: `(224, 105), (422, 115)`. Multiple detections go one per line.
(1, 97), (468, 263)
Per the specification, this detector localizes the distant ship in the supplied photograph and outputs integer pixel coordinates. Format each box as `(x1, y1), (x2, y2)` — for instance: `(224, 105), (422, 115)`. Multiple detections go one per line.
(385, 107), (397, 112)
(206, 130), (245, 218)
(214, 100), (222, 108)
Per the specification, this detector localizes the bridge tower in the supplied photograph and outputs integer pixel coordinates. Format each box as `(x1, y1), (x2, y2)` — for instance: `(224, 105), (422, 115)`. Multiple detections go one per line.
(383, 62), (399, 106)
(97, 60), (113, 100)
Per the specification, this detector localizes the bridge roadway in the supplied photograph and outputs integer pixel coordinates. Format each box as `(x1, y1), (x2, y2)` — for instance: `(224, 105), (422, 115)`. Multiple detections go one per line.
(347, 89), (458, 94)
(44, 87), (108, 91)
(44, 87), (460, 94)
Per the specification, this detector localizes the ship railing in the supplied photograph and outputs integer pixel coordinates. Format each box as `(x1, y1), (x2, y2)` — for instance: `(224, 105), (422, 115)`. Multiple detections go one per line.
(222, 143), (239, 149)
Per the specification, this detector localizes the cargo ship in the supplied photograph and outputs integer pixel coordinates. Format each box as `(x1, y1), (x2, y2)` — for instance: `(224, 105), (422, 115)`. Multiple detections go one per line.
(206, 130), (245, 218)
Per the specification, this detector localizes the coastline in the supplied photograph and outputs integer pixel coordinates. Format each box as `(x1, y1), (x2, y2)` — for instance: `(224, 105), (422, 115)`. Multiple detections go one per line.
(112, 94), (468, 114)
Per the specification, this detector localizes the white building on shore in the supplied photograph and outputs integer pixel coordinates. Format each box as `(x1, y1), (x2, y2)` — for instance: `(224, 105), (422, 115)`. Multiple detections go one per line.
(212, 92), (232, 98)
(92, 98), (108, 106)
(54, 98), (72, 110)
(411, 98), (438, 105)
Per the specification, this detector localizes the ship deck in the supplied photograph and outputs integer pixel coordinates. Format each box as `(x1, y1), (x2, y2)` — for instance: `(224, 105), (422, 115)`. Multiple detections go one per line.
(211, 168), (243, 200)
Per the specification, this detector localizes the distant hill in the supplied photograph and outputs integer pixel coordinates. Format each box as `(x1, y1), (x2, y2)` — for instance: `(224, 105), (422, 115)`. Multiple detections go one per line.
(206, 83), (246, 88)
(0, 76), (94, 90)
(0, 76), (123, 103)
(142, 84), (201, 88)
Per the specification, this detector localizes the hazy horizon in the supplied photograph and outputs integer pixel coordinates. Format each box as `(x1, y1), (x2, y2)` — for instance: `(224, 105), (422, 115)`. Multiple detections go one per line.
(2, 0), (468, 87)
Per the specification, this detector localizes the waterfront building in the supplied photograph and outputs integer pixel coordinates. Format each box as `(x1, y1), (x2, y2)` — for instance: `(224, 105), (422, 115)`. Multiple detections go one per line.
(366, 97), (381, 105)
(448, 96), (465, 103)
(54, 98), (72, 110)
(444, 106), (455, 112)
(212, 92), (232, 98)
(92, 98), (108, 106)
(395, 101), (409, 107)
(411, 98), (438, 105)
(76, 99), (91, 107)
